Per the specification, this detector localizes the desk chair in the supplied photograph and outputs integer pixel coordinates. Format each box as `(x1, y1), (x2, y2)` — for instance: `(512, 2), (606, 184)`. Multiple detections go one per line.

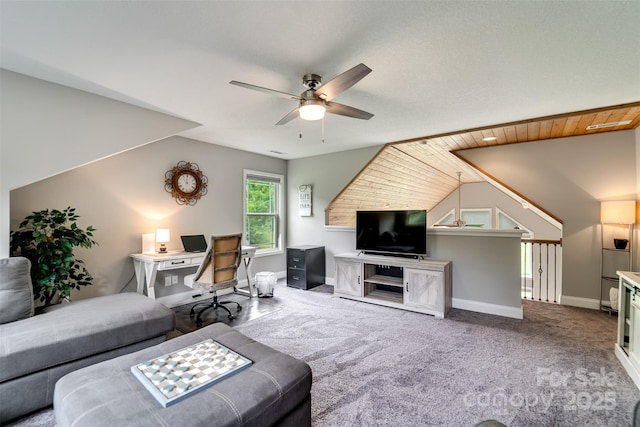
(184, 233), (243, 325)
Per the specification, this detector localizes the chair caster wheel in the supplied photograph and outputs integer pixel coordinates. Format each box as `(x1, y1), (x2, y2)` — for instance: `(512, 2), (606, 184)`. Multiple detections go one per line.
(228, 315), (234, 321)
(237, 306), (242, 312)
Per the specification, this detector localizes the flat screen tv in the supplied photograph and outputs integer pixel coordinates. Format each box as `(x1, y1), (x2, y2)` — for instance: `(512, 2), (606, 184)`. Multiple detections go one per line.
(356, 210), (427, 257)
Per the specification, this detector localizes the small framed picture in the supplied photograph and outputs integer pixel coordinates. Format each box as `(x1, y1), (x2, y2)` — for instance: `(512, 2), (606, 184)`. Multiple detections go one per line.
(299, 185), (312, 216)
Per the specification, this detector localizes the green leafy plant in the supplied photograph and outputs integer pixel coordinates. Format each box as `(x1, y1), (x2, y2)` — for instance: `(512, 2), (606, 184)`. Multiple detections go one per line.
(10, 207), (97, 306)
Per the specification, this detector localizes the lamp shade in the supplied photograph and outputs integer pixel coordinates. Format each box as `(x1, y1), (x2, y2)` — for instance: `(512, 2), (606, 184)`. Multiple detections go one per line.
(600, 201), (636, 224)
(299, 99), (325, 121)
(155, 228), (170, 243)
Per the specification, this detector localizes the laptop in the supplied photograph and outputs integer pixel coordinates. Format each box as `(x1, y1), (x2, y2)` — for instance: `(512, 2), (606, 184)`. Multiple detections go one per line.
(180, 235), (208, 253)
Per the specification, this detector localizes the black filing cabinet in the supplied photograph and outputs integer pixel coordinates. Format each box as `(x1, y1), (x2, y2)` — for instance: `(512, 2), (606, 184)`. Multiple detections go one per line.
(287, 246), (325, 290)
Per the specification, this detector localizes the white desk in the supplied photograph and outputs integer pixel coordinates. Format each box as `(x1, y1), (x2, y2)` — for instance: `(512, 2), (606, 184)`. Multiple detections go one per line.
(130, 247), (256, 307)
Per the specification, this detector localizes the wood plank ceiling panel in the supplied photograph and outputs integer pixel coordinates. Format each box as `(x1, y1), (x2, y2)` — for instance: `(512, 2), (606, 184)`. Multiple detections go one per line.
(326, 102), (640, 226)
(395, 142), (483, 183)
(327, 147), (457, 225)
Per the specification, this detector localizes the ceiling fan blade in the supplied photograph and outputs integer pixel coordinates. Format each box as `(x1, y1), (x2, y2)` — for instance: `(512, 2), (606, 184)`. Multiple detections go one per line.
(275, 107), (300, 125)
(314, 63), (372, 101)
(326, 101), (374, 120)
(229, 81), (301, 100)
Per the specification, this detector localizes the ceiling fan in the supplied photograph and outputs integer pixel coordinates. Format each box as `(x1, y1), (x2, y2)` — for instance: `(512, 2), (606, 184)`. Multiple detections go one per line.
(230, 63), (374, 125)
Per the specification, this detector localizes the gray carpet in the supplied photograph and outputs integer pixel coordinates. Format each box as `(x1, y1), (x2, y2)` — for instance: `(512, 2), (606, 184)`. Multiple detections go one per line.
(232, 283), (640, 426)
(8, 282), (640, 426)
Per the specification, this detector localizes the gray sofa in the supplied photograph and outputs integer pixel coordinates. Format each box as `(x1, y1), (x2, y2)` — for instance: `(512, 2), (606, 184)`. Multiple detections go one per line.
(0, 257), (176, 423)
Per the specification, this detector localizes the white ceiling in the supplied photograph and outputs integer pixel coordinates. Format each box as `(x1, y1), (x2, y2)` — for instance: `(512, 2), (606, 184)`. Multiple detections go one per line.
(2, 1), (639, 160)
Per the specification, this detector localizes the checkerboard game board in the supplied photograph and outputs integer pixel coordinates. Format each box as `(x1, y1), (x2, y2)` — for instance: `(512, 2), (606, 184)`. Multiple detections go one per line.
(131, 339), (252, 407)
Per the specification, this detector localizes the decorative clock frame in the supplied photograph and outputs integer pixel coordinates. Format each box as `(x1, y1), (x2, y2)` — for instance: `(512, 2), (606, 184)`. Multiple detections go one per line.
(164, 161), (208, 205)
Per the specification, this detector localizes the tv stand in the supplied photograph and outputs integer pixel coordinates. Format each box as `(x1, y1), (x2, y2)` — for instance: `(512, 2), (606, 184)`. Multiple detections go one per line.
(334, 253), (452, 318)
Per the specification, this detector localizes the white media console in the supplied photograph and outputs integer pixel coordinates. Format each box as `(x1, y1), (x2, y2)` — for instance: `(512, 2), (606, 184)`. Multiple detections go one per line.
(334, 252), (452, 318)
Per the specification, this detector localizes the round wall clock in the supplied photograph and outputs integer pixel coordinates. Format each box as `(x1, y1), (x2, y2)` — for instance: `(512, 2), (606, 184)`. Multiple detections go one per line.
(164, 161), (208, 205)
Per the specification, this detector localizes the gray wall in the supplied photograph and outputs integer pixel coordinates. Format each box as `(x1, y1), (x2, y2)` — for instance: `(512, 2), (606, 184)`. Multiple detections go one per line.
(287, 130), (637, 308)
(0, 70), (199, 257)
(428, 181), (561, 240)
(458, 130), (637, 304)
(287, 145), (524, 317)
(429, 230), (523, 316)
(10, 136), (287, 299)
(286, 146), (383, 280)
(5, 71), (639, 308)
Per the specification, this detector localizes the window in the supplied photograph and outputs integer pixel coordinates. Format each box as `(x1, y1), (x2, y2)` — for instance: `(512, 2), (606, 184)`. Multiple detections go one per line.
(434, 209), (455, 226)
(434, 208), (491, 227)
(498, 212), (519, 229)
(496, 208), (532, 238)
(244, 170), (284, 254)
(460, 208), (491, 228)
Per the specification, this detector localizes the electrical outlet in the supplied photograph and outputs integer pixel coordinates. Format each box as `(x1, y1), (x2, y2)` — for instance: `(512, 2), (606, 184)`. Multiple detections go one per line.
(165, 276), (172, 287)
(172, 275), (178, 285)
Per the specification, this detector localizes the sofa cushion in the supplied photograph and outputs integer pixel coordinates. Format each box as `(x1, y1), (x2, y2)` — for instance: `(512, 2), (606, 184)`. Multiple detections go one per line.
(0, 292), (174, 383)
(0, 257), (34, 324)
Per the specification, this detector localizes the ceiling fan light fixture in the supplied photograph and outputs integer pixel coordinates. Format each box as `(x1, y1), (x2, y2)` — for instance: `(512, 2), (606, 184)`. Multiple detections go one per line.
(299, 99), (326, 121)
(586, 120), (632, 130)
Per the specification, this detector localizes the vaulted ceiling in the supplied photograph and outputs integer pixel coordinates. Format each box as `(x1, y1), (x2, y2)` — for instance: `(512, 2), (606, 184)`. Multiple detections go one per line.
(1, 2), (639, 226)
(2, 1), (639, 161)
(326, 102), (640, 226)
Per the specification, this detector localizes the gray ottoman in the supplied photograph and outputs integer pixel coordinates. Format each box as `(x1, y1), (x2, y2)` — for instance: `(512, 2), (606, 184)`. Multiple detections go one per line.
(54, 323), (312, 427)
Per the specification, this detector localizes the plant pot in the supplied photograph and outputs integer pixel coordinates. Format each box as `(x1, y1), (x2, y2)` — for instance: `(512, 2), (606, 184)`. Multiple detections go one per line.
(614, 239), (629, 250)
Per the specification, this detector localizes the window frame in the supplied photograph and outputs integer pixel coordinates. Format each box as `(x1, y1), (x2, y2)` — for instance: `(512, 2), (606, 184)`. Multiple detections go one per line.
(460, 208), (492, 228)
(243, 169), (285, 256)
(495, 208), (533, 239)
(434, 209), (455, 226)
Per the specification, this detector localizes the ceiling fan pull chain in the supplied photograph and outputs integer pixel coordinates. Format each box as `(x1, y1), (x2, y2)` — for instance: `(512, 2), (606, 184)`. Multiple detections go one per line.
(299, 116), (303, 139)
(322, 116), (325, 143)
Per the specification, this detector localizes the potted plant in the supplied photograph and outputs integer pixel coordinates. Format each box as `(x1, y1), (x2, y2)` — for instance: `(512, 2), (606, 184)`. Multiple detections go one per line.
(10, 207), (97, 307)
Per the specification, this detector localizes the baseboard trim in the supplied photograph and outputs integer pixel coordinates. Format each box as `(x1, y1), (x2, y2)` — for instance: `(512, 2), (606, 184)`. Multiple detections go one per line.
(559, 295), (599, 310)
(452, 297), (523, 319)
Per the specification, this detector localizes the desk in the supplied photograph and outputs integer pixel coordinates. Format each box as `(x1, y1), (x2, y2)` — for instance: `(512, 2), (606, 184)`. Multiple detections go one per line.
(130, 247), (256, 307)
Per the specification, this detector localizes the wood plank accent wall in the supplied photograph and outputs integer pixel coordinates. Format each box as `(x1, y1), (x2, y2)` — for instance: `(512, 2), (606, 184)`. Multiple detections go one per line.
(326, 102), (640, 226)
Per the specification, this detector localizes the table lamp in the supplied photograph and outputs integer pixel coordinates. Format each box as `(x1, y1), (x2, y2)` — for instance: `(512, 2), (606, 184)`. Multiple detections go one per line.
(156, 228), (170, 253)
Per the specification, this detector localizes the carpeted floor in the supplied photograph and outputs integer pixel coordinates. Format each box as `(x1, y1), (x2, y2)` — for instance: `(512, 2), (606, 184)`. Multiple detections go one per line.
(230, 283), (640, 426)
(8, 282), (640, 426)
